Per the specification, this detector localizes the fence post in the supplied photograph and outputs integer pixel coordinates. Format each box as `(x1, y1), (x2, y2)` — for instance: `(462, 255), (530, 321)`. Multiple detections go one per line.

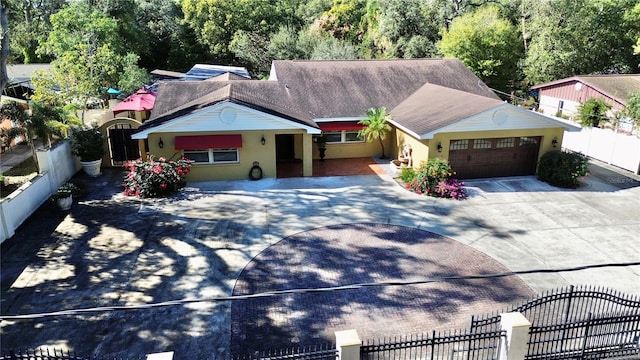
(335, 329), (361, 360)
(499, 312), (531, 360)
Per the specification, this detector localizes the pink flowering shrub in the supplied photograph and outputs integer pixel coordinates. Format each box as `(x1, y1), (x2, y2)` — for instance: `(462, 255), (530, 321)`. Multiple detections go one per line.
(405, 158), (466, 200)
(123, 156), (193, 198)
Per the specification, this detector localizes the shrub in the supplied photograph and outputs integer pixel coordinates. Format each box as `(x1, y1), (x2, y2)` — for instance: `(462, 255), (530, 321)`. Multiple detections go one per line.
(405, 158), (466, 200)
(537, 150), (589, 188)
(123, 156), (193, 198)
(399, 167), (416, 183)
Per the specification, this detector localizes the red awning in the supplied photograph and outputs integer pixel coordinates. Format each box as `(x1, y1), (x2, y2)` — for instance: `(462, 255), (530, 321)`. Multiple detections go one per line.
(318, 122), (365, 132)
(174, 134), (242, 149)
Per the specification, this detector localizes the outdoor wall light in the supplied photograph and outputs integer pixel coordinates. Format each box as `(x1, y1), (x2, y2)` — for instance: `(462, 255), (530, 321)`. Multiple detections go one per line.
(158, 137), (164, 148)
(261, 135), (266, 145)
(552, 137), (558, 148)
(437, 142), (443, 152)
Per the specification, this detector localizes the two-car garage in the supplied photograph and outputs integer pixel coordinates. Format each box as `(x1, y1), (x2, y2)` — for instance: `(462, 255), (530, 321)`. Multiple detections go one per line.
(448, 136), (542, 179)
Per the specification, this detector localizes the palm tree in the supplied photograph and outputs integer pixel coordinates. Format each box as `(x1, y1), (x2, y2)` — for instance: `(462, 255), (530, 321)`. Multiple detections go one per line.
(358, 107), (393, 158)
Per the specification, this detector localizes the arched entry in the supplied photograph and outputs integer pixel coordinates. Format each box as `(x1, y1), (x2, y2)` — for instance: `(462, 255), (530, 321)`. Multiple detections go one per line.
(100, 118), (142, 167)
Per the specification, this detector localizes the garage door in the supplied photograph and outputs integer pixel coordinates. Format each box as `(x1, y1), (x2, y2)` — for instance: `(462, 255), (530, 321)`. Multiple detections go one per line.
(448, 137), (541, 179)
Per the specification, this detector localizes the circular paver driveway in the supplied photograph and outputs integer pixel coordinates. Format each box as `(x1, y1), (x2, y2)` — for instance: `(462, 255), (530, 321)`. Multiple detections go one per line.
(231, 223), (535, 353)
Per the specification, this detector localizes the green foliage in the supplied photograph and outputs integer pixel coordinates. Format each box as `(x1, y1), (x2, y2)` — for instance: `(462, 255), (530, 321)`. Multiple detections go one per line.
(623, 92), (640, 130)
(69, 126), (106, 162)
(52, 182), (80, 200)
(537, 150), (589, 188)
(123, 156), (193, 198)
(523, 0), (640, 84)
(577, 98), (611, 128)
(31, 3), (150, 118)
(358, 107), (392, 158)
(405, 158), (466, 199)
(438, 5), (523, 91)
(399, 167), (416, 183)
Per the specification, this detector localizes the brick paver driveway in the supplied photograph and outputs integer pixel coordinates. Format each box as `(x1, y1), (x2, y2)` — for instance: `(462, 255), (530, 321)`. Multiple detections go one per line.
(231, 223), (534, 353)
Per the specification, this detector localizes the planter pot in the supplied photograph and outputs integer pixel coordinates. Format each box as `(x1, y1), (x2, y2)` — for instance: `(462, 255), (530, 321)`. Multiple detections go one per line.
(55, 195), (73, 210)
(80, 159), (102, 177)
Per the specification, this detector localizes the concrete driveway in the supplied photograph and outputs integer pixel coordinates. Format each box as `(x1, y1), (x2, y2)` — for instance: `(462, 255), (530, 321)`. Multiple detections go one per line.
(1, 160), (638, 358)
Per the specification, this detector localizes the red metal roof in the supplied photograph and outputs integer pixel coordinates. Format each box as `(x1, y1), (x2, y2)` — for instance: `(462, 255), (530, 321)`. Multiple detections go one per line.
(174, 134), (242, 149)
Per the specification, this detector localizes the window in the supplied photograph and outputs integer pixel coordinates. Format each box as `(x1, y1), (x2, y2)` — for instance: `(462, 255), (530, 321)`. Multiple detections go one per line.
(450, 140), (469, 150)
(496, 138), (515, 148)
(344, 131), (363, 142)
(324, 130), (364, 143)
(473, 139), (492, 149)
(520, 137), (539, 146)
(183, 148), (239, 164)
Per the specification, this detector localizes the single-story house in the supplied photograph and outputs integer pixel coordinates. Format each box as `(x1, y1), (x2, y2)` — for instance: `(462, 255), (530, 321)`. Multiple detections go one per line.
(531, 74), (640, 119)
(131, 59), (579, 181)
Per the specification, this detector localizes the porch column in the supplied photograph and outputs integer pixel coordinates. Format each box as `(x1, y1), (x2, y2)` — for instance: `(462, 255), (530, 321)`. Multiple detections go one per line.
(138, 139), (148, 161)
(302, 133), (313, 177)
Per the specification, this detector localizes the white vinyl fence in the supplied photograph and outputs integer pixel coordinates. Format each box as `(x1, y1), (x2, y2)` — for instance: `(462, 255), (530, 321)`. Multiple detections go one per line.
(0, 140), (78, 243)
(563, 127), (640, 174)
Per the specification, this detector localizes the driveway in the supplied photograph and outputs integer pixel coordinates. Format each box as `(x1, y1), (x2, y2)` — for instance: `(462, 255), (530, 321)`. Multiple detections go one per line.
(1, 160), (639, 359)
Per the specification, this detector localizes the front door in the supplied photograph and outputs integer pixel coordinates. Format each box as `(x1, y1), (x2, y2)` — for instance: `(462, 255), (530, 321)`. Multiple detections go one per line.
(276, 134), (295, 162)
(108, 124), (140, 166)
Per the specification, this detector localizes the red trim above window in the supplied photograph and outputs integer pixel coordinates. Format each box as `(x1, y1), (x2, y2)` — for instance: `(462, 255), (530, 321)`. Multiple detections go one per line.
(318, 122), (365, 132)
(174, 134), (242, 149)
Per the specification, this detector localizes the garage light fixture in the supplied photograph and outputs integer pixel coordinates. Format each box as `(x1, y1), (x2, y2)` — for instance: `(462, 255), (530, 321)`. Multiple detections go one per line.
(158, 137), (164, 149)
(552, 137), (558, 148)
(437, 142), (443, 152)
(261, 135), (266, 145)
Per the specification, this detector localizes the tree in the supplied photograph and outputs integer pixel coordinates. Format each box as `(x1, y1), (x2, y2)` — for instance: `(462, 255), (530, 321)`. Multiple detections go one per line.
(577, 98), (611, 128)
(1, 5), (8, 91)
(623, 92), (640, 131)
(33, 3), (149, 121)
(375, 0), (439, 58)
(438, 5), (523, 92)
(4, 0), (66, 63)
(0, 101), (79, 171)
(358, 107), (392, 158)
(523, 0), (640, 84)
(182, 0), (301, 65)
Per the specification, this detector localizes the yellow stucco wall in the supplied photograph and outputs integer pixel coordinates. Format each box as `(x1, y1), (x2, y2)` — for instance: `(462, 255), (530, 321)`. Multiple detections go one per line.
(316, 137), (391, 159)
(394, 127), (566, 169)
(146, 131), (274, 181)
(147, 130), (313, 181)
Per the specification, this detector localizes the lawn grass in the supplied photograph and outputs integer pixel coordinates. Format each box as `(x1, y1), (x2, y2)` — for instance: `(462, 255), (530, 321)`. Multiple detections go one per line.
(3, 156), (38, 176)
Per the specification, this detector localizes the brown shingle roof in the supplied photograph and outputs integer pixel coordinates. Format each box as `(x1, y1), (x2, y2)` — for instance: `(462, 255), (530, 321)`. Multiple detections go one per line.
(140, 59), (501, 135)
(270, 59), (499, 119)
(140, 80), (317, 132)
(390, 83), (504, 137)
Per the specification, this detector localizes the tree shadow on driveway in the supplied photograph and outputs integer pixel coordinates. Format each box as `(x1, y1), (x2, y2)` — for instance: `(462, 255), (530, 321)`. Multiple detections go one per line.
(231, 223), (535, 354)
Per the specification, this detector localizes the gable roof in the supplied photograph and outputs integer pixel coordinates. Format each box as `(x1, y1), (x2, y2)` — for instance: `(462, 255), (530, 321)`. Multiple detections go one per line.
(137, 59), (515, 137)
(269, 59), (500, 119)
(531, 74), (640, 104)
(389, 83), (504, 138)
(138, 80), (317, 133)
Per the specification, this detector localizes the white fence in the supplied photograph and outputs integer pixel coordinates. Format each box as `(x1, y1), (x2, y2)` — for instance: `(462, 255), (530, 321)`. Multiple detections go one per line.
(0, 140), (78, 243)
(563, 127), (640, 174)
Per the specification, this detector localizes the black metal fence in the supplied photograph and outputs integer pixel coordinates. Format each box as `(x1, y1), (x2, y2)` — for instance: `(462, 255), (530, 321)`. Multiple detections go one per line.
(231, 344), (338, 360)
(360, 329), (505, 360)
(0, 348), (143, 360)
(470, 285), (640, 333)
(526, 312), (640, 359)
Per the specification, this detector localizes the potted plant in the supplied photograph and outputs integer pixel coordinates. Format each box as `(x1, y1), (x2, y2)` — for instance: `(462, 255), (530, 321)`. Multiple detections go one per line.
(316, 134), (327, 161)
(70, 126), (106, 177)
(52, 182), (79, 210)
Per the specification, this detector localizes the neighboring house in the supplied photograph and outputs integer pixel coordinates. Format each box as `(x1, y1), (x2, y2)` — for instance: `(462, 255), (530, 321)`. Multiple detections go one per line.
(531, 74), (640, 119)
(131, 59), (578, 181)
